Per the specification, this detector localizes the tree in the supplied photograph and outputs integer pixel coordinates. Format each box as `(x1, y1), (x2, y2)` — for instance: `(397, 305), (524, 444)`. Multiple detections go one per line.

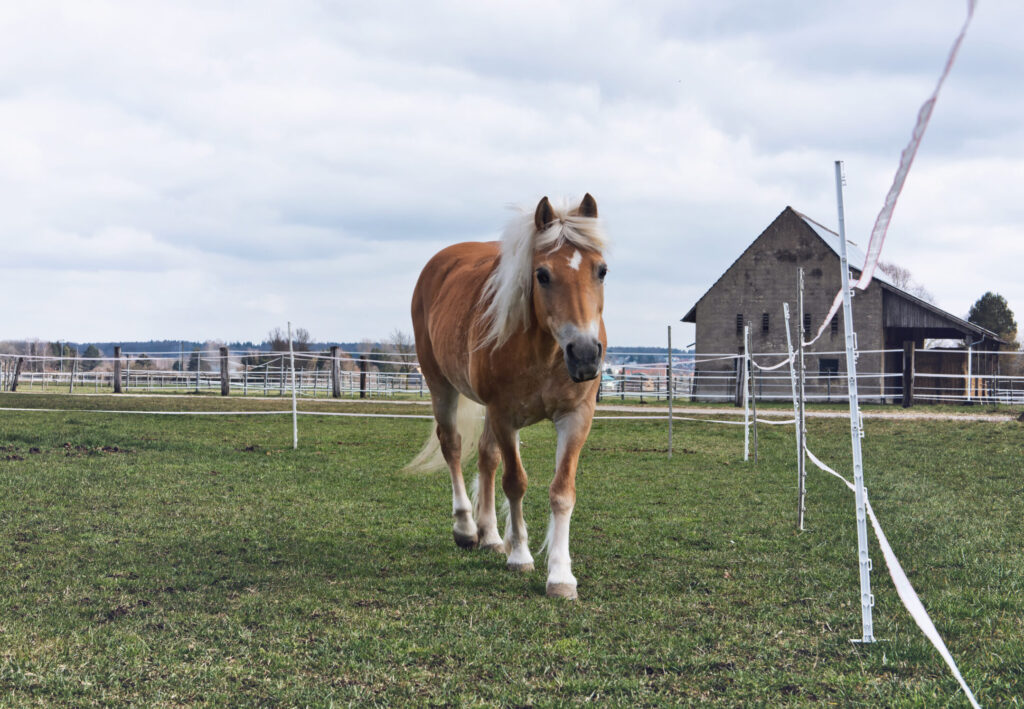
(967, 292), (1018, 347)
(266, 327), (311, 353)
(877, 261), (935, 303)
(81, 345), (101, 372)
(264, 327), (314, 370)
(386, 329), (416, 374)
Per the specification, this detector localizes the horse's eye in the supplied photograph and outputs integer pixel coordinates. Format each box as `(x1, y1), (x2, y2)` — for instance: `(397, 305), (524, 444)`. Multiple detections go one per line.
(597, 264), (608, 281)
(536, 268), (551, 286)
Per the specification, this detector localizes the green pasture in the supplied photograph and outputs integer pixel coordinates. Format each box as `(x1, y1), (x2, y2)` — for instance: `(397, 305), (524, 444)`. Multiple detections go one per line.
(0, 393), (1021, 706)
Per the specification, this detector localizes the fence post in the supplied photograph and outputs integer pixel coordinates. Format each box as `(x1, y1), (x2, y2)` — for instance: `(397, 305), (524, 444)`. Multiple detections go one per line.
(330, 346), (341, 398)
(288, 322), (298, 449)
(902, 341), (915, 408)
(734, 349), (745, 407)
(742, 326), (750, 461)
(113, 346), (122, 393)
(359, 356), (368, 399)
(749, 333), (758, 463)
(11, 357), (23, 392)
(667, 325), (673, 459)
(220, 346), (230, 396)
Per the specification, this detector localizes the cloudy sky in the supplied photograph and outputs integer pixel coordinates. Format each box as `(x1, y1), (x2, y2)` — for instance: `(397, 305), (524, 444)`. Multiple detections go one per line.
(2, 0), (1020, 347)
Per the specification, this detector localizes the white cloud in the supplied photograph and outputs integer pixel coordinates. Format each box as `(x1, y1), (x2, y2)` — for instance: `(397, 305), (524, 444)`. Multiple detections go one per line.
(0, 0), (1020, 346)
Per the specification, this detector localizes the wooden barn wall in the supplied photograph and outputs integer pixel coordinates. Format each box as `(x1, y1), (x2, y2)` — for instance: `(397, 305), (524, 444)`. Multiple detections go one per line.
(883, 289), (964, 330)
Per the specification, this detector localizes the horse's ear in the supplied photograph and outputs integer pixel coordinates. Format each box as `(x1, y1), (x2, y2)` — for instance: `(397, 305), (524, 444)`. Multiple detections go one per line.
(534, 196), (555, 231)
(575, 193), (598, 218)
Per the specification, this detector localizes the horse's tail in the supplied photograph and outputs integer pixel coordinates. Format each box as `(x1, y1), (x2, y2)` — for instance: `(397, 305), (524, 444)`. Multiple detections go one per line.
(403, 395), (485, 474)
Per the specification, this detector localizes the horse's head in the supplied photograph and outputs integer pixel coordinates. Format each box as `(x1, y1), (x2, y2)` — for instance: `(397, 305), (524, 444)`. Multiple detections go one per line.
(530, 195), (607, 383)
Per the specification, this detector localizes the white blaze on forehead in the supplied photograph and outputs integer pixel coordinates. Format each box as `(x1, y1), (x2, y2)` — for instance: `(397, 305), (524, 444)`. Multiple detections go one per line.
(567, 250), (582, 271)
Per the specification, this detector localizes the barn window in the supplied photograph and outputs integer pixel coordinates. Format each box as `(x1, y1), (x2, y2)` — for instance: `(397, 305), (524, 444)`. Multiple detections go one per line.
(831, 316), (839, 335)
(803, 313), (812, 336)
(736, 314), (743, 336)
(762, 313), (770, 334)
(819, 359), (839, 376)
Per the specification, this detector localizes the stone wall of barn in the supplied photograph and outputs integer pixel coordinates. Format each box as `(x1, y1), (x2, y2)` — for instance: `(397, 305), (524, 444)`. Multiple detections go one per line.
(691, 208), (887, 402)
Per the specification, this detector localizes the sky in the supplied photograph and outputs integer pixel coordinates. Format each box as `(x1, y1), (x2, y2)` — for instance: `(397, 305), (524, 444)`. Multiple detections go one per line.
(2, 0), (1021, 347)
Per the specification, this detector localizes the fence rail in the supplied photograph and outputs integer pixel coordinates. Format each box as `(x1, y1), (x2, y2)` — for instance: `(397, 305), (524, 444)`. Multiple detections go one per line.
(1, 347), (1022, 406)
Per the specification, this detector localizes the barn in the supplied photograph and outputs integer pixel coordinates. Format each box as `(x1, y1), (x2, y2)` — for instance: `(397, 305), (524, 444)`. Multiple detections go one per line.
(681, 207), (1002, 403)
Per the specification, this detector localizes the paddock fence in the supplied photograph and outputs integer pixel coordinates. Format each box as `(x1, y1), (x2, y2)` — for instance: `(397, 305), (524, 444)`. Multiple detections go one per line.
(2, 346), (1021, 406)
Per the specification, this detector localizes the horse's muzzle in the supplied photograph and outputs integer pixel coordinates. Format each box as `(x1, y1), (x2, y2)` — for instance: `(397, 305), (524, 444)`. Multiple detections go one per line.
(564, 338), (603, 383)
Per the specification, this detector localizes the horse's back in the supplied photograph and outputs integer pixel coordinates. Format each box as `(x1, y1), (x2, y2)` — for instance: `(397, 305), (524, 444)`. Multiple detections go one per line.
(412, 241), (498, 397)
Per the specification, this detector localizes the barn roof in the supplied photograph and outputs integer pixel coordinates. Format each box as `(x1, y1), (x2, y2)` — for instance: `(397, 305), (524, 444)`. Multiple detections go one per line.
(681, 206), (1002, 343)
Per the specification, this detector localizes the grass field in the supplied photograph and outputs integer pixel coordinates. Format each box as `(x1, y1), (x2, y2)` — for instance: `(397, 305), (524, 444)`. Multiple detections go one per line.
(1, 393), (1021, 706)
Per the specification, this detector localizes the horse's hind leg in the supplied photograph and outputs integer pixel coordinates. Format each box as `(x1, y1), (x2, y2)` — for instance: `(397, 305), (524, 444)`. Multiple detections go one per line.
(433, 388), (477, 549)
(474, 419), (504, 552)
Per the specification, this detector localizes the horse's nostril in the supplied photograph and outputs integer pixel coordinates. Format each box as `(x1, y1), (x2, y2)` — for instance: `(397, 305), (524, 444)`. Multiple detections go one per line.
(566, 343), (575, 360)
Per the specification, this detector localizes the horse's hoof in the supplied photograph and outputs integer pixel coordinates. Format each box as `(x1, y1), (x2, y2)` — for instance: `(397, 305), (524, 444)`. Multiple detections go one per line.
(453, 531), (478, 549)
(507, 561), (534, 573)
(546, 582), (578, 600)
(480, 542), (505, 554)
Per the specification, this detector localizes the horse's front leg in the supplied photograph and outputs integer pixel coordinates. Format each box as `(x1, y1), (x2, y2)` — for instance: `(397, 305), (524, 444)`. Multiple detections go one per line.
(491, 415), (534, 572)
(546, 409), (594, 599)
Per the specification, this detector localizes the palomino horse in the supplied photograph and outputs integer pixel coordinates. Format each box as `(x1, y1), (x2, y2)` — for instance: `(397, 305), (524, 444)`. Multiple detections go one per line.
(406, 194), (607, 599)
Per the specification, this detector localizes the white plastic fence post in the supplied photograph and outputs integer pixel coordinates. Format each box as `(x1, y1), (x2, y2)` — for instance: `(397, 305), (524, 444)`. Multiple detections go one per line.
(667, 325), (673, 459)
(835, 161), (874, 643)
(797, 269), (808, 529)
(783, 302), (806, 530)
(966, 346), (972, 403)
(749, 324), (758, 463)
(743, 325), (750, 462)
(288, 323), (298, 449)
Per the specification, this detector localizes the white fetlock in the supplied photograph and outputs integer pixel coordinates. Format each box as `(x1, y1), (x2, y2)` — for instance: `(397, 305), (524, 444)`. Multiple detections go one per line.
(477, 526), (504, 552)
(545, 563), (577, 599)
(452, 511), (478, 549)
(544, 507), (576, 598)
(506, 544), (535, 572)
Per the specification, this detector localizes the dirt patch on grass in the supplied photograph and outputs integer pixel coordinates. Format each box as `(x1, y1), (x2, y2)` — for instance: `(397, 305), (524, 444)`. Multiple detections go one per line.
(62, 442), (133, 457)
(99, 599), (151, 624)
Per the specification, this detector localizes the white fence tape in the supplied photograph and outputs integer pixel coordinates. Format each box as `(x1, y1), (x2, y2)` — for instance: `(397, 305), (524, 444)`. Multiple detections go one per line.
(755, 417), (797, 425)
(0, 405), (773, 428)
(0, 406), (437, 419)
(750, 354), (795, 372)
(804, 447), (980, 708)
(806, 0), (976, 347)
(0, 407), (293, 416)
(593, 414), (749, 426)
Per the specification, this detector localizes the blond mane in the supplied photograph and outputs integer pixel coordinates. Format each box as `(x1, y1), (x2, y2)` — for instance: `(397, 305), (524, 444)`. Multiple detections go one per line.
(479, 199), (608, 349)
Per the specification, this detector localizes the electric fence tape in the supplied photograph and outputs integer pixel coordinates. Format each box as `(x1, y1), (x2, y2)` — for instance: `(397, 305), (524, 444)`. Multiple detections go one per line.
(804, 447), (980, 708)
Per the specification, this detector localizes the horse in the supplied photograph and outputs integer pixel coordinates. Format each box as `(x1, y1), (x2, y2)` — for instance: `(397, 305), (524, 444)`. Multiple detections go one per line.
(406, 194), (608, 600)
